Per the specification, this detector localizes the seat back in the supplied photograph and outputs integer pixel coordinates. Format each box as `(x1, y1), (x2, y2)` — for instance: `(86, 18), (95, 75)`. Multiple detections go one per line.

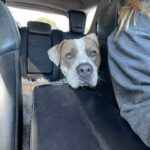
(97, 0), (119, 106)
(0, 1), (22, 150)
(51, 29), (64, 80)
(20, 21), (53, 80)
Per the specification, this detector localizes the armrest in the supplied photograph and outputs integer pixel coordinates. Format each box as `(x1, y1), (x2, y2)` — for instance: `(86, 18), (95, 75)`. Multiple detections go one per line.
(30, 85), (149, 150)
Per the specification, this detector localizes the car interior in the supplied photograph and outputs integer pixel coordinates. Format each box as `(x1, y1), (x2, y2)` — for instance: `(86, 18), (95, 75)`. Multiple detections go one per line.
(0, 0), (150, 150)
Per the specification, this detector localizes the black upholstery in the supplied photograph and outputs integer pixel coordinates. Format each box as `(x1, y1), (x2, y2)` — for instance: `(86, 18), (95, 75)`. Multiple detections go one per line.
(63, 32), (85, 40)
(0, 1), (22, 150)
(31, 85), (149, 150)
(20, 27), (28, 77)
(20, 21), (66, 81)
(63, 10), (86, 40)
(31, 85), (101, 150)
(28, 22), (52, 74)
(97, 0), (119, 107)
(20, 24), (63, 81)
(51, 30), (64, 80)
(27, 21), (52, 74)
(97, 0), (118, 49)
(68, 10), (86, 34)
(20, 21), (53, 80)
(28, 21), (51, 35)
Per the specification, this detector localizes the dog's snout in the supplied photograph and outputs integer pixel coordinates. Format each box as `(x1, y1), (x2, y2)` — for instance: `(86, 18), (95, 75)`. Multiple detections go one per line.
(76, 63), (93, 77)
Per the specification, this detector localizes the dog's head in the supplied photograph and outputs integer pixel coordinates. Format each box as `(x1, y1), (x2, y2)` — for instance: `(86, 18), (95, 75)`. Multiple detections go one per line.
(48, 33), (101, 88)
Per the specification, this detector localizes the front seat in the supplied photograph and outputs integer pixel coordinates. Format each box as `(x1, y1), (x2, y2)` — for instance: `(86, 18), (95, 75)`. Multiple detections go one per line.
(0, 1), (22, 150)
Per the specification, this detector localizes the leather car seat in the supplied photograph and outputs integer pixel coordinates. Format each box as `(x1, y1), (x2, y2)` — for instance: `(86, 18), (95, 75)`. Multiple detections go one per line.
(0, 1), (23, 150)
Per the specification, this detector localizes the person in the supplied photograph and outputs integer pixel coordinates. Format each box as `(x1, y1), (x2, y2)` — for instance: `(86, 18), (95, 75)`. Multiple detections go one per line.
(108, 0), (150, 147)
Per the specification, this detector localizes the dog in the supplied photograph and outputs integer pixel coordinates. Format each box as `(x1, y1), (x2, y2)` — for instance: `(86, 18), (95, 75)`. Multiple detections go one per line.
(22, 33), (100, 149)
(48, 33), (101, 88)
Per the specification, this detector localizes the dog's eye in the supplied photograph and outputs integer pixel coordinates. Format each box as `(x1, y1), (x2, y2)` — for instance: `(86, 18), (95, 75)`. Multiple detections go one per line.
(65, 53), (73, 59)
(90, 50), (97, 56)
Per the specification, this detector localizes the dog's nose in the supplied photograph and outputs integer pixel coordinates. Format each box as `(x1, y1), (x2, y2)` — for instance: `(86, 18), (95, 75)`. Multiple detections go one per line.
(76, 63), (93, 77)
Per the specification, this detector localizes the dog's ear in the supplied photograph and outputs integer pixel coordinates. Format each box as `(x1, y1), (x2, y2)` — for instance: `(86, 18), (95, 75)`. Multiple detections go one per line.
(48, 44), (60, 66)
(47, 41), (64, 66)
(85, 33), (99, 46)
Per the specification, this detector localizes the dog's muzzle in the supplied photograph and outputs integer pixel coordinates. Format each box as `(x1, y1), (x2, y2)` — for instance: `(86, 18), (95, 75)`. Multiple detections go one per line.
(76, 63), (93, 79)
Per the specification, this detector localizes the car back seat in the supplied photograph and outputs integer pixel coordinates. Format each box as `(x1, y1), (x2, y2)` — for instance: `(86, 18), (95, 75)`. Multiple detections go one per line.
(20, 10), (86, 81)
(20, 21), (53, 80)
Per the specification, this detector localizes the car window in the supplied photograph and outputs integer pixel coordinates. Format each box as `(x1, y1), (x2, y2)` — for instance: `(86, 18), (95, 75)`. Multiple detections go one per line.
(8, 7), (69, 32)
(9, 6), (97, 34)
(85, 6), (97, 34)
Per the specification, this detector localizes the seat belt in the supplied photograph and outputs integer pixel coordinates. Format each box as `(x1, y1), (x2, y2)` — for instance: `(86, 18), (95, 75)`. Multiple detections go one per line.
(89, 0), (111, 33)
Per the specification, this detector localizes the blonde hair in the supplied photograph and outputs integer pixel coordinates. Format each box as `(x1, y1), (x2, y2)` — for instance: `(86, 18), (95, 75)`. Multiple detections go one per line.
(116, 0), (150, 38)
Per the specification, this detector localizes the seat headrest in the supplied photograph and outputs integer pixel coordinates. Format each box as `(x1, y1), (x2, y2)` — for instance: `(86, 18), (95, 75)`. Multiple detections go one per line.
(97, 0), (119, 49)
(28, 21), (51, 35)
(68, 10), (86, 34)
(0, 1), (20, 55)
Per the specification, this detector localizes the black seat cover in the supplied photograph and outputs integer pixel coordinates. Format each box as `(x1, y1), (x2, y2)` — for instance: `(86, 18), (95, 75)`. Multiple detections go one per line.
(0, 1), (22, 150)
(51, 30), (64, 80)
(27, 22), (52, 74)
(20, 21), (53, 80)
(31, 85), (101, 150)
(31, 85), (149, 150)
(97, 0), (119, 107)
(69, 10), (86, 34)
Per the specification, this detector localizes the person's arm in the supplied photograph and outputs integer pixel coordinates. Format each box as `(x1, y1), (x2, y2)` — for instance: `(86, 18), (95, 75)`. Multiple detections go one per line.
(108, 7), (150, 147)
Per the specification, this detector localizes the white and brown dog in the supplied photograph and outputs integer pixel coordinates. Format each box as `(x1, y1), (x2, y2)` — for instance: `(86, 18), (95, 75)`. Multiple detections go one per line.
(48, 33), (101, 88)
(22, 33), (100, 148)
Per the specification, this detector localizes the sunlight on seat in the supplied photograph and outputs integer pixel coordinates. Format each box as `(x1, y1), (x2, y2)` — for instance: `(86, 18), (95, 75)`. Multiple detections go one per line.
(0, 74), (11, 117)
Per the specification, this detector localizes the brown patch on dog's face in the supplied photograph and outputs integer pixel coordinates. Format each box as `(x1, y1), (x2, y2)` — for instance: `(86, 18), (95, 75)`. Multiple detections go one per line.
(59, 40), (77, 75)
(84, 38), (101, 69)
(48, 33), (101, 88)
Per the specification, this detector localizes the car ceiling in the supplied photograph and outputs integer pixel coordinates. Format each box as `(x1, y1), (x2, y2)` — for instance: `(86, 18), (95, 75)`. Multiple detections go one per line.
(6, 0), (100, 15)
